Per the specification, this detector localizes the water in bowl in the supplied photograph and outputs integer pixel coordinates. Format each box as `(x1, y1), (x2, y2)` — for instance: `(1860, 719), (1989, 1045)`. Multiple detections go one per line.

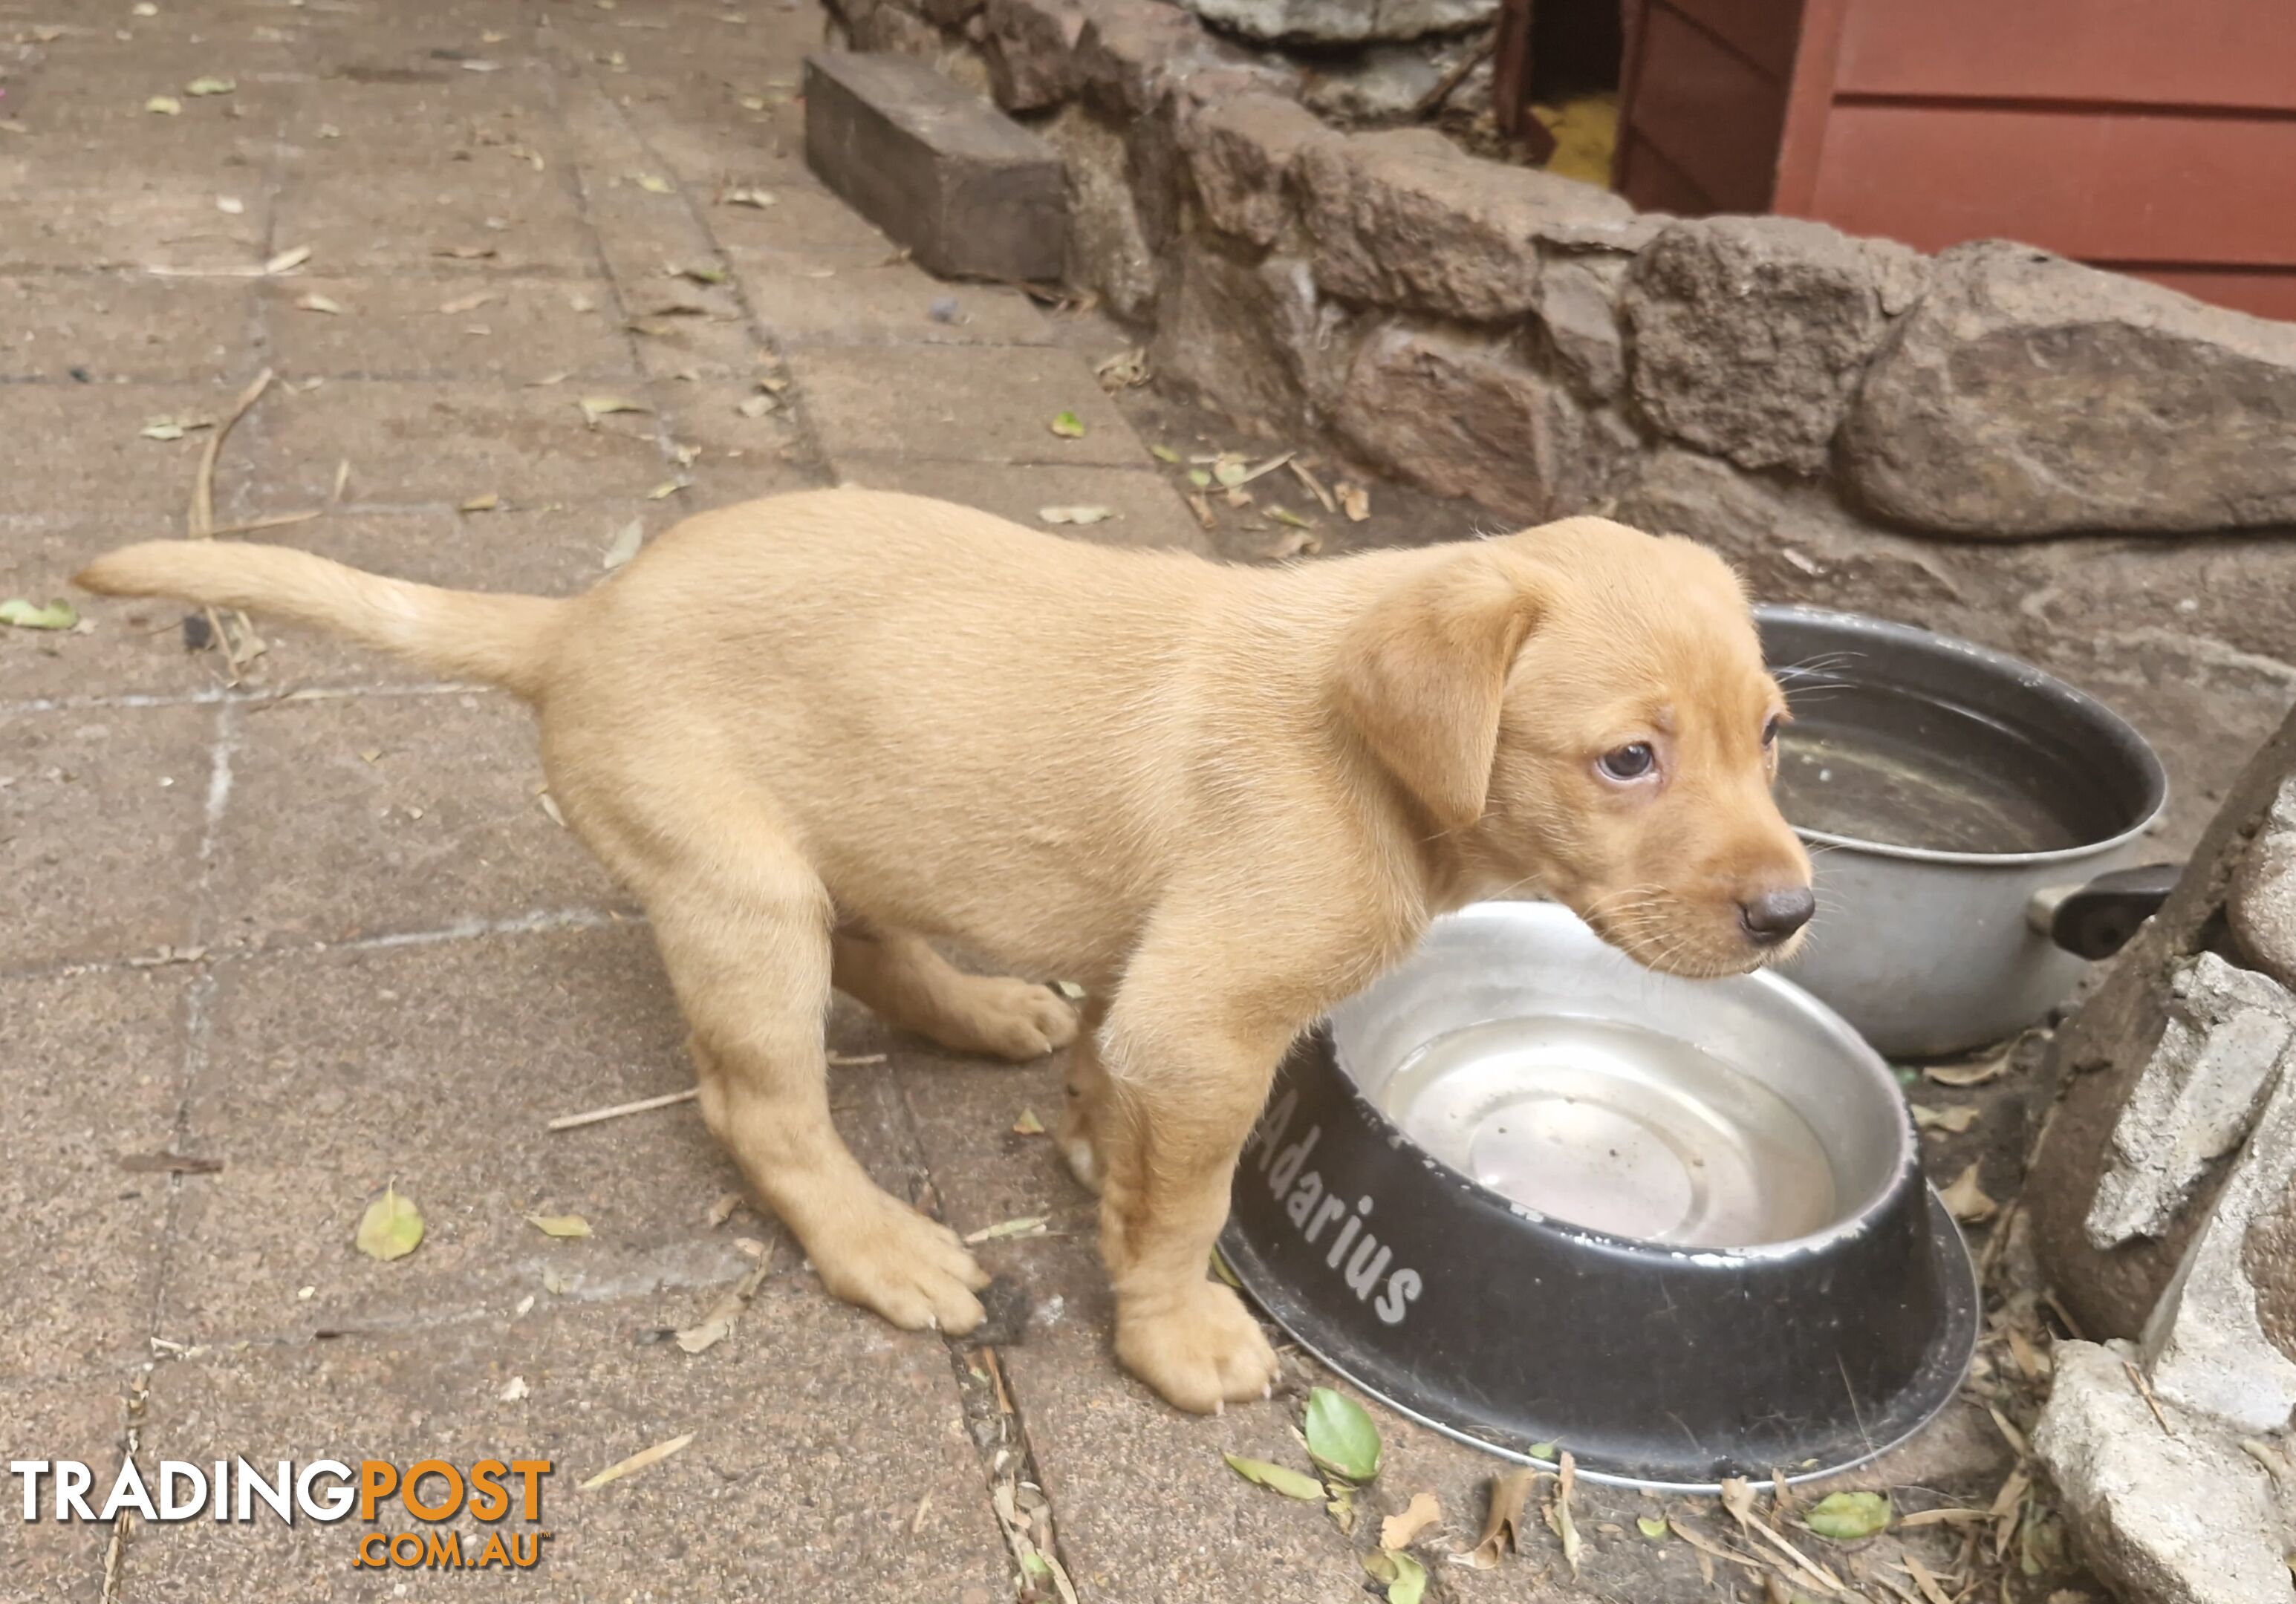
(1377, 1016), (1838, 1248)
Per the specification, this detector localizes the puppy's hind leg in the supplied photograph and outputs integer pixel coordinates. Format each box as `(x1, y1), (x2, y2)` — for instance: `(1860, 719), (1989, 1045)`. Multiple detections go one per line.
(640, 851), (990, 1334)
(832, 924), (1079, 1062)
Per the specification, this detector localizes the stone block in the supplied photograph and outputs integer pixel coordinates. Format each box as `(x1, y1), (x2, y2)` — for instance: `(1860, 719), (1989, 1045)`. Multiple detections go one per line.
(1041, 102), (1158, 319)
(2233, 779), (2296, 990)
(2085, 953), (2296, 1249)
(1298, 128), (1633, 322)
(1180, 91), (1330, 247)
(804, 52), (1067, 283)
(1533, 255), (1626, 400)
(2033, 1340), (2289, 1604)
(1625, 215), (1921, 475)
(1151, 248), (1322, 435)
(981, 0), (1087, 111)
(1332, 323), (1616, 521)
(1175, 0), (1495, 45)
(1846, 241), (2296, 536)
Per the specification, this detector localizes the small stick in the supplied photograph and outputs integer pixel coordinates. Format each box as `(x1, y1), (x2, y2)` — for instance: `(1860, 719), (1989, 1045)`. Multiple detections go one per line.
(187, 367), (276, 683)
(1411, 28), (1497, 122)
(204, 509), (325, 539)
(2122, 1357), (2176, 1436)
(547, 1086), (697, 1132)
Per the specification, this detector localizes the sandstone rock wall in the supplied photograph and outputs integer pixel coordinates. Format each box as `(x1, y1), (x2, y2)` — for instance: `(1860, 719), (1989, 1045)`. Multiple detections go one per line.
(827, 0), (2296, 836)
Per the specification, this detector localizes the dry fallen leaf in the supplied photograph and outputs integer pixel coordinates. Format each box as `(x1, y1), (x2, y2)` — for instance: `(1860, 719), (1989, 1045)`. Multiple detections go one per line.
(675, 1262), (768, 1354)
(439, 290), (499, 315)
(525, 1213), (591, 1238)
(1548, 1451), (1583, 1577)
(1339, 483), (1370, 521)
(706, 1191), (742, 1227)
(1468, 1468), (1537, 1568)
(293, 293), (344, 315)
(1911, 1103), (1980, 1134)
(1037, 505), (1115, 526)
(498, 1375), (530, 1403)
(1381, 1491), (1440, 1551)
(184, 75), (235, 96)
(963, 1215), (1048, 1244)
(579, 1432), (693, 1492)
(633, 172), (674, 194)
(146, 95), (183, 116)
(578, 395), (649, 428)
(736, 392), (779, 418)
(602, 518), (645, 570)
(723, 186), (777, 208)
(1925, 1052), (2011, 1088)
(354, 1184), (424, 1262)
(1094, 346), (1149, 391)
(1012, 1108), (1046, 1135)
(1940, 1161), (1999, 1225)
(460, 492), (501, 512)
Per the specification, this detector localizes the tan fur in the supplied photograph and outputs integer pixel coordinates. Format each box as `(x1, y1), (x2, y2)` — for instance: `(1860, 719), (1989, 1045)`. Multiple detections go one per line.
(77, 489), (1809, 1412)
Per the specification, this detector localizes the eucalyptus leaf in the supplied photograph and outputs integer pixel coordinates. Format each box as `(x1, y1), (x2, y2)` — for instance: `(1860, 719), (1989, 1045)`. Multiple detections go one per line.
(355, 1184), (424, 1262)
(1303, 1386), (1381, 1482)
(525, 1213), (592, 1239)
(1804, 1490), (1891, 1540)
(1223, 1453), (1322, 1502)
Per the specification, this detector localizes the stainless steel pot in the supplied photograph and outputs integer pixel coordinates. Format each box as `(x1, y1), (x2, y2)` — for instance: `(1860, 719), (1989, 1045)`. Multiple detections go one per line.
(1756, 607), (2173, 1060)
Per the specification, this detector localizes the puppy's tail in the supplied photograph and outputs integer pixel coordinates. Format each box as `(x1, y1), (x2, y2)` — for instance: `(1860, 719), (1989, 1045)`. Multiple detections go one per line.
(74, 541), (566, 701)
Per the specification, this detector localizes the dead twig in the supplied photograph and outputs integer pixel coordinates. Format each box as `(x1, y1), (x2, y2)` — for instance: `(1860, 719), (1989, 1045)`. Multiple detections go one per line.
(547, 1086), (697, 1132)
(204, 509), (326, 539)
(2121, 1357), (2176, 1437)
(1411, 29), (1497, 121)
(186, 367), (276, 682)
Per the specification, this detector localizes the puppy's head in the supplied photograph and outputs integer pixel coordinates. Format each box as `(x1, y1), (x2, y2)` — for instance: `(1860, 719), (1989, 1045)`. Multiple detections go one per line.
(1335, 517), (1812, 977)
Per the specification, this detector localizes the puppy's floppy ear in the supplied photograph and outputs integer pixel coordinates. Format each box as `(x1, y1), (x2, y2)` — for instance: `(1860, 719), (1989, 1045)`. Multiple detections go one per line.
(1333, 546), (1550, 832)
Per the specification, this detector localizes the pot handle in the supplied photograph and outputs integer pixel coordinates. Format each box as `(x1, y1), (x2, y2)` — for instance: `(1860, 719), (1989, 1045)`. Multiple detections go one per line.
(2026, 863), (2184, 961)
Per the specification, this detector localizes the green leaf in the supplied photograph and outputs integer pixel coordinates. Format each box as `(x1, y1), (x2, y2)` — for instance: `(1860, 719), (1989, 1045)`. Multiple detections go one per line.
(1048, 410), (1085, 439)
(634, 172), (674, 194)
(184, 76), (235, 96)
(1527, 1441), (1558, 1461)
(1213, 457), (1249, 487)
(1, 598), (79, 630)
(1303, 1387), (1381, 1482)
(1149, 443), (1180, 463)
(1223, 1453), (1323, 1501)
(525, 1213), (592, 1238)
(1186, 468), (1212, 489)
(1637, 1515), (1670, 1541)
(1387, 1551), (1428, 1604)
(1268, 506), (1315, 529)
(355, 1184), (424, 1262)
(1804, 1490), (1891, 1540)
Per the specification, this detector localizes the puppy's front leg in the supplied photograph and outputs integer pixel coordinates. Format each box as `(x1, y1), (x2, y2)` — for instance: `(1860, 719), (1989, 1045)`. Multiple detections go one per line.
(1094, 928), (1310, 1413)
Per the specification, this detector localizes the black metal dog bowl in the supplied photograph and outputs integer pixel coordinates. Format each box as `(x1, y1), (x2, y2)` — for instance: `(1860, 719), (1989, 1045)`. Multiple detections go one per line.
(1222, 902), (1977, 1489)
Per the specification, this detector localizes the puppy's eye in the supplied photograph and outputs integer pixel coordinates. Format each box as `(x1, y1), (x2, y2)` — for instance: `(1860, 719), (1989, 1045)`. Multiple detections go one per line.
(1762, 715), (1783, 747)
(1599, 743), (1656, 781)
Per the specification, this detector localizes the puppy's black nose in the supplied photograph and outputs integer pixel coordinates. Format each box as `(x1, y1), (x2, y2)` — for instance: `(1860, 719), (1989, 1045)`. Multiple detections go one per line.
(1739, 886), (1816, 945)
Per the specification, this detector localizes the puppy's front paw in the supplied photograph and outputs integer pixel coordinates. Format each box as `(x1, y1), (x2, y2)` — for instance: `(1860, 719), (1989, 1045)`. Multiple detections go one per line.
(960, 977), (1081, 1062)
(805, 1191), (991, 1335)
(1116, 1282), (1280, 1414)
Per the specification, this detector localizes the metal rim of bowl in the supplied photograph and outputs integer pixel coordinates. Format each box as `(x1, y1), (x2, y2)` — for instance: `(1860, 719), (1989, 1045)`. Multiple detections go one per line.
(1756, 604), (2169, 867)
(1330, 901), (1916, 1262)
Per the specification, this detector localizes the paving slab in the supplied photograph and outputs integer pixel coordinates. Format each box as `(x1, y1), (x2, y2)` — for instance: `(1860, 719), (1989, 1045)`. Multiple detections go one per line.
(790, 342), (1148, 467)
(0, 169), (276, 273)
(0, 1369), (132, 1603)
(0, 965), (188, 1384)
(259, 276), (637, 383)
(129, 1288), (1013, 1602)
(0, 384), (263, 517)
(271, 166), (597, 276)
(835, 457), (1215, 552)
(202, 691), (618, 947)
(744, 259), (1059, 346)
(712, 181), (908, 267)
(0, 702), (217, 970)
(0, 276), (261, 383)
(224, 379), (669, 509)
(0, 515), (220, 704)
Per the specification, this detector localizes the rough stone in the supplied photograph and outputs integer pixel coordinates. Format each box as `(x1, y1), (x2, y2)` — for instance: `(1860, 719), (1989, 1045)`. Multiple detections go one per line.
(1298, 42), (1447, 122)
(1075, 0), (1220, 117)
(1332, 323), (1617, 520)
(1609, 448), (1968, 620)
(1533, 255), (1626, 400)
(1042, 103), (1160, 319)
(2085, 954), (2296, 1249)
(1625, 215), (1922, 474)
(1298, 127), (1633, 322)
(1151, 248), (1330, 434)
(2034, 1341), (2290, 1604)
(803, 52), (1067, 284)
(982, 0), (1087, 111)
(1175, 0), (1495, 45)
(1847, 241), (2296, 537)
(1180, 91), (1331, 247)
(2141, 1056), (2296, 1429)
(2233, 779), (2296, 990)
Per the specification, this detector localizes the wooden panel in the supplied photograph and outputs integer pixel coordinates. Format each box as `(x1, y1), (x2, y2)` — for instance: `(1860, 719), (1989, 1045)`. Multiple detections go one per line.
(1621, 1), (1791, 213)
(1834, 0), (2296, 113)
(1804, 104), (2296, 267)
(1619, 131), (1722, 215)
(1665, 0), (1804, 79)
(2130, 267), (2296, 324)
